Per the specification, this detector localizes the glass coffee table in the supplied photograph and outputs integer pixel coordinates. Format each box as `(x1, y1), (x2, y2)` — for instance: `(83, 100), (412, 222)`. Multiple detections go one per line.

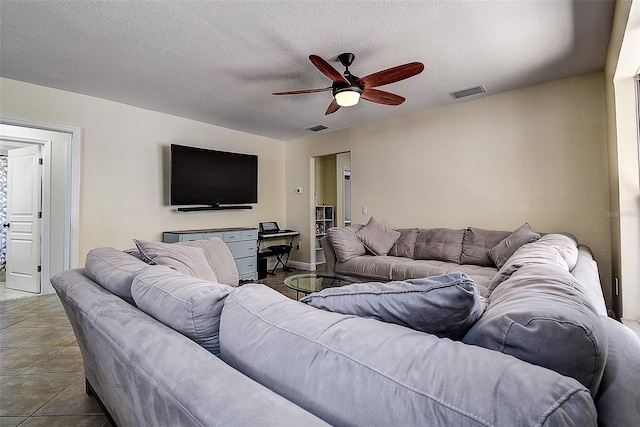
(284, 273), (356, 300)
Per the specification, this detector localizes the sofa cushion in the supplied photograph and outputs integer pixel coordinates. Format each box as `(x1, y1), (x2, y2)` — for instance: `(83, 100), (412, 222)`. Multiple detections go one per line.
(488, 240), (570, 293)
(131, 265), (233, 356)
(390, 259), (452, 281)
(301, 272), (485, 339)
(178, 237), (239, 286)
(463, 264), (607, 396)
(414, 228), (465, 263)
(537, 233), (579, 270)
(460, 227), (510, 267)
(326, 226), (367, 263)
(388, 228), (419, 259)
(487, 223), (540, 269)
(220, 284), (597, 427)
(355, 217), (401, 256)
(447, 264), (499, 297)
(572, 245), (607, 316)
(85, 247), (151, 305)
(334, 255), (399, 281)
(134, 239), (217, 282)
(595, 316), (640, 426)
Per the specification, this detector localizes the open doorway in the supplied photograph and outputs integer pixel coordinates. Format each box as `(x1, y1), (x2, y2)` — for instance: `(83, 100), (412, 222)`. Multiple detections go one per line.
(0, 119), (80, 298)
(312, 152), (351, 265)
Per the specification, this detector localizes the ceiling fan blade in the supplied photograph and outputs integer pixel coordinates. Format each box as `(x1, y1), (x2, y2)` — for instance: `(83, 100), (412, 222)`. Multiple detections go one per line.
(310, 55), (349, 84)
(361, 88), (405, 105)
(325, 98), (341, 115)
(272, 87), (332, 95)
(358, 62), (424, 88)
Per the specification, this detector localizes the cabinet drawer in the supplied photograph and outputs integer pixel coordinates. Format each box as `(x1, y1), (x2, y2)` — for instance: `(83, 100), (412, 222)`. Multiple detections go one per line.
(223, 231), (243, 243)
(240, 229), (258, 241)
(235, 256), (257, 276)
(180, 233), (203, 242)
(227, 241), (257, 259)
(202, 232), (224, 240)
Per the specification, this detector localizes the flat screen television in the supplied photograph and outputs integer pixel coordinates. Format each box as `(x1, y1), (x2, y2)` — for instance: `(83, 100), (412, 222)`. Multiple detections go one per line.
(170, 144), (258, 210)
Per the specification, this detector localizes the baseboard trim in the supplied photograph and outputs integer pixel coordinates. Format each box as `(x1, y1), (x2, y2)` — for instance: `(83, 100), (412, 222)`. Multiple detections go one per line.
(285, 260), (315, 271)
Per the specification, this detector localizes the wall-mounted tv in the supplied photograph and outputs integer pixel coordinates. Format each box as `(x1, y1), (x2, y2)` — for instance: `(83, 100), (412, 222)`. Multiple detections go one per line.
(170, 144), (258, 211)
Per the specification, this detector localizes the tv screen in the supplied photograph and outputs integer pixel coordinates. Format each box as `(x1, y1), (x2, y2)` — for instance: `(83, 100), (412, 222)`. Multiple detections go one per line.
(170, 144), (258, 206)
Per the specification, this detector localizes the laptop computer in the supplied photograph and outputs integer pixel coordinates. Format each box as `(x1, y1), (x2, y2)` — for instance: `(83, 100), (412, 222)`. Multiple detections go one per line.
(259, 221), (280, 234)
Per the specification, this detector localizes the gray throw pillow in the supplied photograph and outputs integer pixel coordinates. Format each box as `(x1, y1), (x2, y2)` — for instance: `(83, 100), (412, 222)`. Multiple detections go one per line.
(355, 217), (401, 256)
(486, 223), (540, 269)
(131, 265), (233, 356)
(326, 226), (367, 263)
(388, 228), (420, 258)
(460, 227), (511, 267)
(178, 238), (239, 286)
(301, 272), (485, 339)
(134, 239), (217, 282)
(414, 228), (466, 263)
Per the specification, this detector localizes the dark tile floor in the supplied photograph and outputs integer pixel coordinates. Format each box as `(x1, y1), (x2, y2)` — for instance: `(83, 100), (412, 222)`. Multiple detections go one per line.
(0, 266), (312, 426)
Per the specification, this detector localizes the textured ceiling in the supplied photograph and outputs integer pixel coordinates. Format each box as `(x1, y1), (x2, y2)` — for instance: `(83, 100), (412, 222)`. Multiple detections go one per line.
(0, 1), (615, 141)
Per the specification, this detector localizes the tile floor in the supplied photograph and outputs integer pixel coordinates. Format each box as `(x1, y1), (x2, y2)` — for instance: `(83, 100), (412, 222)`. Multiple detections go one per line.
(0, 282), (38, 302)
(0, 266), (309, 427)
(0, 293), (110, 427)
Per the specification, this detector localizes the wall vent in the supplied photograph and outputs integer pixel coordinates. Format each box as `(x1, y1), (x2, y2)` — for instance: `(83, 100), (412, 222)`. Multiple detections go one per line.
(450, 86), (486, 100)
(307, 125), (329, 132)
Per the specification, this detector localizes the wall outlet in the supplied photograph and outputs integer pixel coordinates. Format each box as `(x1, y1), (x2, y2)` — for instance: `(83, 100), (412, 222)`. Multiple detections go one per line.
(362, 206), (368, 215)
(296, 241), (300, 250)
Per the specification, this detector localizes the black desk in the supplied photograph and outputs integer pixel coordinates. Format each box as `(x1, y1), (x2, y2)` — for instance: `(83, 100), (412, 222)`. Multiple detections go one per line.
(258, 230), (299, 275)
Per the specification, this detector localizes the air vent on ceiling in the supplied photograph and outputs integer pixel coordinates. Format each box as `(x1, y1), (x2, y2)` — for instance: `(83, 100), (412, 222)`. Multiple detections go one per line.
(307, 125), (329, 132)
(449, 86), (486, 100)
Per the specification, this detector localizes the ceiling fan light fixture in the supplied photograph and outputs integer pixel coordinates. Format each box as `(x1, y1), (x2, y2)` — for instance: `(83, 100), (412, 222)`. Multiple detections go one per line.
(334, 88), (361, 107)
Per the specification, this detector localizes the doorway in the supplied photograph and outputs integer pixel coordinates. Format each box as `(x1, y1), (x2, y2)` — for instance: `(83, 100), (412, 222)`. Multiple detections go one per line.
(0, 118), (80, 298)
(312, 152), (351, 265)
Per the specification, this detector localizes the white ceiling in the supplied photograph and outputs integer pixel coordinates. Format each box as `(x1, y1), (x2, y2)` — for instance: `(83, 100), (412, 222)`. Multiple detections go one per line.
(0, 1), (615, 141)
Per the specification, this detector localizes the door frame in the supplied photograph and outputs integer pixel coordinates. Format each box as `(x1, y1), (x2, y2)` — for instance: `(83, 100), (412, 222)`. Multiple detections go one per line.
(0, 116), (81, 294)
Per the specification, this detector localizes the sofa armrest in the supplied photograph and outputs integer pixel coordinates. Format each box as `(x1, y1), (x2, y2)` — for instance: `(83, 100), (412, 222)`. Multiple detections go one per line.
(321, 236), (337, 274)
(51, 269), (328, 427)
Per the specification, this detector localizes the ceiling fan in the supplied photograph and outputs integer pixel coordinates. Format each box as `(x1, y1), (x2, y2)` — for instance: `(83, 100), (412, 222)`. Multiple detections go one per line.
(272, 53), (424, 115)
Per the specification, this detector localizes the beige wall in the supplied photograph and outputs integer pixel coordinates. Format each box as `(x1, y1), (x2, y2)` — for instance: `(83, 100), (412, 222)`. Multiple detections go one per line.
(605, 0), (640, 320)
(287, 72), (612, 305)
(0, 78), (287, 264)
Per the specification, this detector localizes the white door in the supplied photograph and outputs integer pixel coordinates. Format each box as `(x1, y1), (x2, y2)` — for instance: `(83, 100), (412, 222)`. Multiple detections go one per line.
(6, 145), (42, 293)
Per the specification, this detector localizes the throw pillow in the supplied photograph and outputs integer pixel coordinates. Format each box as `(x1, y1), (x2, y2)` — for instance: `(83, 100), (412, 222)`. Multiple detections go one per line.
(460, 227), (511, 267)
(388, 228), (420, 258)
(413, 228), (466, 263)
(355, 217), (401, 256)
(178, 238), (239, 286)
(131, 265), (233, 356)
(133, 239), (217, 282)
(301, 272), (485, 339)
(486, 223), (540, 269)
(326, 226), (367, 263)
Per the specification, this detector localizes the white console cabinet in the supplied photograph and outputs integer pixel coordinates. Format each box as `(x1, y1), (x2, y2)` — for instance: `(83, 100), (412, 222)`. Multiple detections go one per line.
(163, 227), (258, 281)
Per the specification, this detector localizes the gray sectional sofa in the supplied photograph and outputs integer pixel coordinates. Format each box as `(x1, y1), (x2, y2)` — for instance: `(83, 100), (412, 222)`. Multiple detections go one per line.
(51, 231), (640, 426)
(322, 221), (602, 300)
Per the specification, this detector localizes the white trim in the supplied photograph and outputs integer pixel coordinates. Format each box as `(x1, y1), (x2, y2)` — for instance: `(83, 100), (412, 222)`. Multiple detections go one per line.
(0, 116), (81, 285)
(285, 260), (315, 271)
